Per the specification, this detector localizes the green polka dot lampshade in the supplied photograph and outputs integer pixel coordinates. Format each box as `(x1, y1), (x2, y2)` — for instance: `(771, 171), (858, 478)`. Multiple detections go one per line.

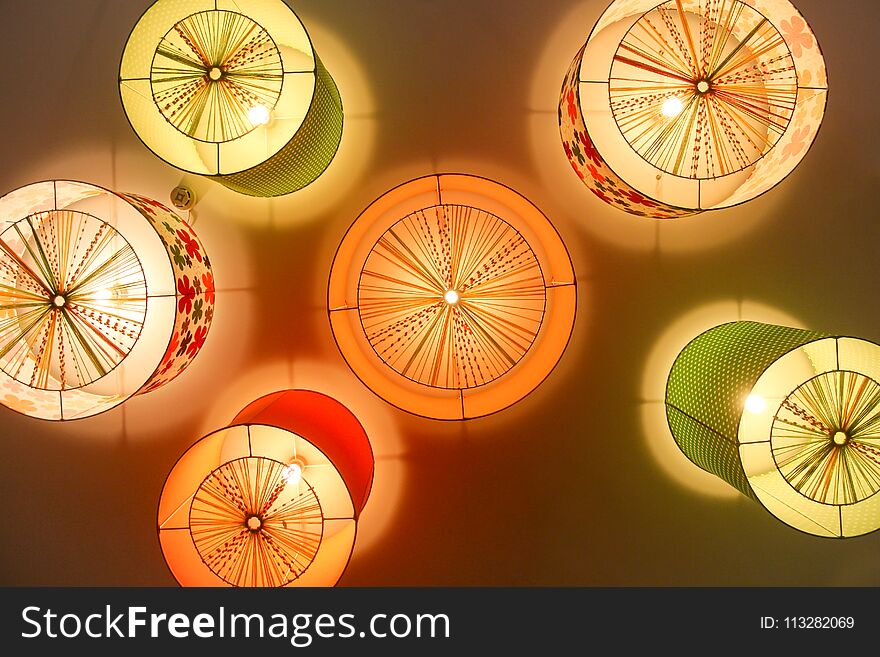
(666, 321), (880, 538)
(119, 0), (343, 197)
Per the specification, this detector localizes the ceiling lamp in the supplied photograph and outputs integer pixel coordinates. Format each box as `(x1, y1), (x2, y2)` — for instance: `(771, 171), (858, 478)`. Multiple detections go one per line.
(158, 390), (374, 587)
(561, 0), (827, 218)
(119, 0), (342, 197)
(667, 321), (880, 538)
(329, 174), (576, 420)
(0, 180), (213, 420)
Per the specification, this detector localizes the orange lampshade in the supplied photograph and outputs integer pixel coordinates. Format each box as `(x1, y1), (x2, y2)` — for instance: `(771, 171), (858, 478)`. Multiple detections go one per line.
(158, 390), (374, 587)
(329, 174), (576, 420)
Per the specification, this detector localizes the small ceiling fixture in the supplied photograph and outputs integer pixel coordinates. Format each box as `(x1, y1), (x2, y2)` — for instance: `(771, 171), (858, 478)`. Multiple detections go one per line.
(560, 0), (827, 218)
(120, 0), (343, 197)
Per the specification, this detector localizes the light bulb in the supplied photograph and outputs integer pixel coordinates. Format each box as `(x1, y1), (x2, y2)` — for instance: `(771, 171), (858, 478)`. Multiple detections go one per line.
(444, 290), (460, 305)
(744, 394), (766, 414)
(248, 105), (271, 127)
(283, 461), (303, 485)
(661, 97), (684, 118)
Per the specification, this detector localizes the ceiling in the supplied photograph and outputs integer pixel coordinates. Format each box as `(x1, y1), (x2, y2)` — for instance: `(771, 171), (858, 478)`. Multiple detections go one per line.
(1, 0), (879, 585)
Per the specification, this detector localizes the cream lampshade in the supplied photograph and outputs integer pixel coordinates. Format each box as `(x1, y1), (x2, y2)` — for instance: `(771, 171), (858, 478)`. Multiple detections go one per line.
(0, 180), (214, 420)
(560, 0), (827, 218)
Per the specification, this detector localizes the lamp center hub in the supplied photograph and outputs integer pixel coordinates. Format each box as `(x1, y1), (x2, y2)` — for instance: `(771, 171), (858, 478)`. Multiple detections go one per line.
(246, 515), (262, 532)
(696, 80), (711, 94)
(832, 431), (850, 447)
(444, 289), (460, 305)
(52, 295), (66, 308)
(208, 67), (223, 81)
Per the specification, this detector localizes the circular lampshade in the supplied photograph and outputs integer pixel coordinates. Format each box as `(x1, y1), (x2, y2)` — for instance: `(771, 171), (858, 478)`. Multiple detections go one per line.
(158, 390), (374, 587)
(0, 180), (214, 420)
(329, 174), (576, 420)
(666, 321), (880, 538)
(119, 0), (343, 197)
(560, 0), (827, 218)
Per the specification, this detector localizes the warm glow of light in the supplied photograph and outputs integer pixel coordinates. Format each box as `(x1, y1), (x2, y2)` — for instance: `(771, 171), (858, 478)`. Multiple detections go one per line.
(283, 461), (304, 485)
(52, 295), (66, 308)
(696, 80), (710, 94)
(661, 97), (684, 118)
(745, 394), (766, 414)
(833, 431), (849, 446)
(94, 289), (113, 301)
(208, 67), (222, 81)
(444, 289), (460, 305)
(248, 105), (271, 127)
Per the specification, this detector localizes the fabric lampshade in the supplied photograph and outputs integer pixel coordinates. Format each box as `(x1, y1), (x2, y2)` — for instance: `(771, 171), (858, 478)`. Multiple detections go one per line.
(0, 180), (213, 420)
(158, 390), (374, 587)
(667, 321), (880, 537)
(120, 0), (343, 197)
(560, 0), (827, 218)
(329, 174), (576, 420)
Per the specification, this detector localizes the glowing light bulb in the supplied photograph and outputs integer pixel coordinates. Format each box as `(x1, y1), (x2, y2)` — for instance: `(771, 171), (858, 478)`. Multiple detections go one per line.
(661, 97), (684, 118)
(744, 394), (766, 414)
(283, 461), (304, 485)
(444, 290), (460, 305)
(248, 105), (271, 127)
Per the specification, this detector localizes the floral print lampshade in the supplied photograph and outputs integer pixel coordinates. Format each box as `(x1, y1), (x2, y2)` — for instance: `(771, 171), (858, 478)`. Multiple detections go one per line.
(560, 0), (827, 218)
(329, 174), (576, 420)
(159, 390), (374, 587)
(667, 321), (880, 538)
(120, 0), (343, 197)
(0, 181), (213, 420)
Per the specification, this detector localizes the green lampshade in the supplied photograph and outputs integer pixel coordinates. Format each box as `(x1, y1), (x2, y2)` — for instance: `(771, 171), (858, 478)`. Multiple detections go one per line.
(119, 0), (343, 197)
(666, 321), (880, 538)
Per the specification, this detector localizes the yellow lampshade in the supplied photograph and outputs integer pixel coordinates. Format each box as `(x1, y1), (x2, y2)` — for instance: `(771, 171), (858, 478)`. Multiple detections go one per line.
(119, 0), (343, 197)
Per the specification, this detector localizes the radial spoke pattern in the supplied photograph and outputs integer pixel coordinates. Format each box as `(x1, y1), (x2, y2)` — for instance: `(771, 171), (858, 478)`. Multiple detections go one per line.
(151, 10), (284, 142)
(0, 211), (147, 391)
(609, 0), (798, 178)
(358, 205), (546, 390)
(190, 457), (323, 587)
(772, 372), (880, 505)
